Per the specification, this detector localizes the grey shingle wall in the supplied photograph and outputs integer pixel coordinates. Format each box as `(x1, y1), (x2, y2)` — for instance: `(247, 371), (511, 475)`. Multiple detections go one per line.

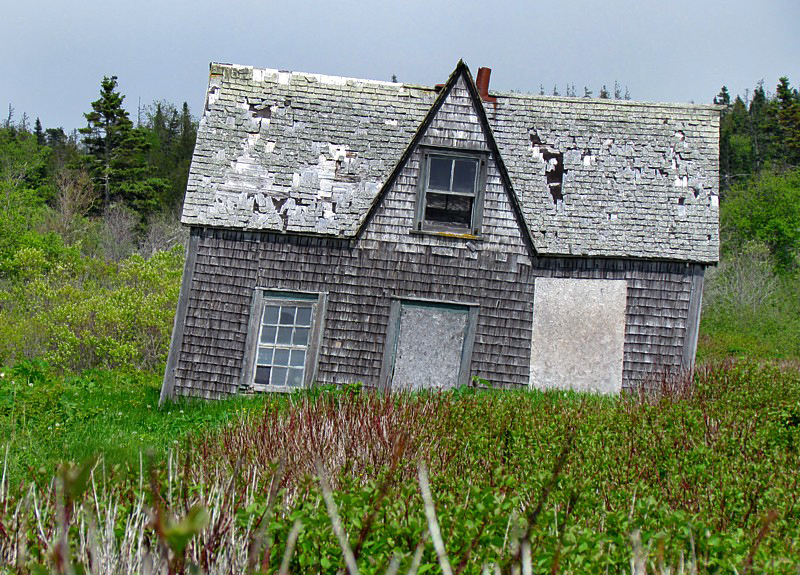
(532, 258), (694, 386)
(173, 230), (259, 398)
(181, 62), (719, 263)
(171, 230), (695, 397)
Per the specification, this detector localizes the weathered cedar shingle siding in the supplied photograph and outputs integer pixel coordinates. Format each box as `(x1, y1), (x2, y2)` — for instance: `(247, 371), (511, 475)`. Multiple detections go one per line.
(531, 258), (695, 384)
(175, 231), (259, 397)
(170, 231), (697, 397)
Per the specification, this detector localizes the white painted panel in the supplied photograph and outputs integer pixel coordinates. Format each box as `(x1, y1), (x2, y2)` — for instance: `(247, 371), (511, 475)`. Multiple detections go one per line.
(392, 305), (468, 390)
(530, 278), (627, 394)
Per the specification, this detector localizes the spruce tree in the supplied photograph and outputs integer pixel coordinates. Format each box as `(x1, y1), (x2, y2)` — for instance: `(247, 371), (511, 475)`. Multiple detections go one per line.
(80, 76), (164, 214)
(33, 118), (45, 146)
(775, 77), (800, 165)
(714, 86), (731, 107)
(80, 76), (130, 206)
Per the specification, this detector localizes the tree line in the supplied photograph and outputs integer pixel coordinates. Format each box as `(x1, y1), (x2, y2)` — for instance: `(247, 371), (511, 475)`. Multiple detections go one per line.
(3, 76), (197, 227)
(711, 77), (800, 271)
(715, 77), (800, 191)
(702, 77), (800, 360)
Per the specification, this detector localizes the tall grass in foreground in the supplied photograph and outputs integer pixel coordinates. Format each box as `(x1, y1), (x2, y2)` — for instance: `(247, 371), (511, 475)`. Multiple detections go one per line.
(1, 360), (799, 572)
(4, 453), (770, 575)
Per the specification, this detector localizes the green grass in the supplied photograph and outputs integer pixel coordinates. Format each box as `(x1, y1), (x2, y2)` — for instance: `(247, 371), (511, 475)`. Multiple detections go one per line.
(2, 360), (800, 572)
(0, 360), (270, 484)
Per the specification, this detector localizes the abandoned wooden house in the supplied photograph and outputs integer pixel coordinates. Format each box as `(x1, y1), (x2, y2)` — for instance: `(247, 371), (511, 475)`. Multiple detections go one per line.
(159, 60), (720, 401)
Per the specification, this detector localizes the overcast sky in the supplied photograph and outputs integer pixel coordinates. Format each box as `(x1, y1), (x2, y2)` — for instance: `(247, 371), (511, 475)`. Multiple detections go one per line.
(3, 0), (798, 132)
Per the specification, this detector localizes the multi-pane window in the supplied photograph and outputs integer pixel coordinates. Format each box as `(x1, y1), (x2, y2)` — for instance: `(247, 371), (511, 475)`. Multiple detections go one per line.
(417, 150), (486, 234)
(254, 301), (314, 388)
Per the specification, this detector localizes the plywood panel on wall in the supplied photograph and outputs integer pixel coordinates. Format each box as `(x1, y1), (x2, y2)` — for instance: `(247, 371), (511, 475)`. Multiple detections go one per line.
(530, 278), (627, 394)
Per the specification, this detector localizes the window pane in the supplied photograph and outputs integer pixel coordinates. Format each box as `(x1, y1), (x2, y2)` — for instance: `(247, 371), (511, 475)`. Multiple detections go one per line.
(253, 296), (317, 389)
(257, 347), (273, 365)
(277, 326), (293, 345)
(255, 366), (271, 385)
(290, 349), (306, 367)
(425, 193), (473, 227)
(260, 326), (277, 344)
(452, 160), (478, 194)
(263, 305), (280, 325)
(293, 327), (310, 346)
(274, 348), (291, 366)
(287, 368), (304, 387)
(428, 157), (452, 190)
(272, 367), (288, 386)
(295, 307), (313, 326)
(279, 307), (296, 325)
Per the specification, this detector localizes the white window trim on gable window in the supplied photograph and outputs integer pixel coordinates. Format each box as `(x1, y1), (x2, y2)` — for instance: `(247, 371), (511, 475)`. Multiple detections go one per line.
(241, 289), (327, 393)
(414, 147), (488, 237)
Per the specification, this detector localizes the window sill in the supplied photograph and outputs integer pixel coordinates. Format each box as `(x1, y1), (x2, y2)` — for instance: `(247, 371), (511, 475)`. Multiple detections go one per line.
(251, 383), (305, 394)
(409, 229), (482, 241)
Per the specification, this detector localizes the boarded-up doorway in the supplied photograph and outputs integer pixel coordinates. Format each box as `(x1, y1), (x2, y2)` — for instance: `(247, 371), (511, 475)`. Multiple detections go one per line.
(381, 300), (477, 390)
(530, 278), (627, 394)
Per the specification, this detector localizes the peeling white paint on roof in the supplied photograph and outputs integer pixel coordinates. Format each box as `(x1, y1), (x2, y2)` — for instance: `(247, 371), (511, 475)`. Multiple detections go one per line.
(183, 62), (720, 263)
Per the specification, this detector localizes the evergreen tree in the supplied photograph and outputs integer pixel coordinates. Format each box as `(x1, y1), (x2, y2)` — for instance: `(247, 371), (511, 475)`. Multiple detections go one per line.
(178, 102), (196, 162)
(714, 86), (731, 107)
(748, 81), (770, 171)
(80, 76), (132, 206)
(34, 118), (45, 146)
(599, 85), (610, 99)
(141, 100), (197, 210)
(80, 76), (164, 214)
(3, 105), (13, 131)
(774, 77), (800, 165)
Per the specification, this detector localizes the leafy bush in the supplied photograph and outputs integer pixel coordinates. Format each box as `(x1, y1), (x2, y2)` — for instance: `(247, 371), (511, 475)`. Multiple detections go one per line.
(0, 246), (183, 371)
(722, 167), (800, 270)
(700, 243), (800, 361)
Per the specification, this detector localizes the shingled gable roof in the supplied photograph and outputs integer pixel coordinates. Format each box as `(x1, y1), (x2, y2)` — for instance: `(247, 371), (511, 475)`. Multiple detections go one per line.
(183, 61), (720, 263)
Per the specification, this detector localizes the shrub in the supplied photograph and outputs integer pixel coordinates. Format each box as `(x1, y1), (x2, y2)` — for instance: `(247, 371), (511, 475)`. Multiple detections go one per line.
(0, 246), (183, 371)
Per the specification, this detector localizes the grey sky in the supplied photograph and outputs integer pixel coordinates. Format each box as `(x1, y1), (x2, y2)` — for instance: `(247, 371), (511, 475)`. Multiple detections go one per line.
(3, 0), (798, 132)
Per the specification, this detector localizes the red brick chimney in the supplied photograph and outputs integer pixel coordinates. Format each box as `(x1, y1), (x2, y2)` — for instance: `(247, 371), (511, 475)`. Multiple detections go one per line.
(475, 67), (497, 103)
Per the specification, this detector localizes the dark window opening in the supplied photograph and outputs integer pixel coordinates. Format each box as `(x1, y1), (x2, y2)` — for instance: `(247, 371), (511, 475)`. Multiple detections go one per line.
(419, 151), (484, 233)
(425, 193), (473, 226)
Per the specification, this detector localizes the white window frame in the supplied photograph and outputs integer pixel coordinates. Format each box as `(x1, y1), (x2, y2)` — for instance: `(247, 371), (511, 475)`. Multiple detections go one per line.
(241, 289), (327, 393)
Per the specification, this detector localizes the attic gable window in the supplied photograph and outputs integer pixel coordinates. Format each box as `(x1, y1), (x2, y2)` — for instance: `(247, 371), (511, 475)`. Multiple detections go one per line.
(416, 148), (487, 235)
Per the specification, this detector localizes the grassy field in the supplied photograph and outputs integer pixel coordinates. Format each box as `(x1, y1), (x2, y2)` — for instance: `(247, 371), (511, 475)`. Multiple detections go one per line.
(0, 362), (270, 483)
(1, 360), (800, 573)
